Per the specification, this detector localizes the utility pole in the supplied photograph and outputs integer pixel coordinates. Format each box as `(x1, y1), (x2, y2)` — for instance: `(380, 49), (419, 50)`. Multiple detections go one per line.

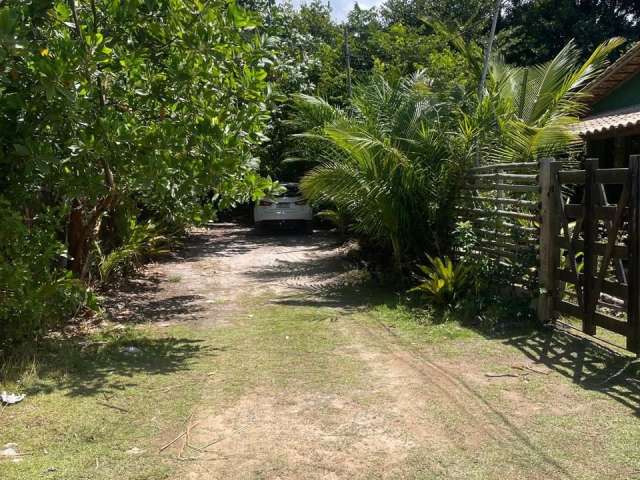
(344, 24), (352, 98)
(478, 0), (501, 102)
(476, 0), (501, 166)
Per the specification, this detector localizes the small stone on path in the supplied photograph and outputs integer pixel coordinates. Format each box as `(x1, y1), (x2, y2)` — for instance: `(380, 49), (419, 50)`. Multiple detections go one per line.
(1, 443), (23, 463)
(126, 447), (145, 455)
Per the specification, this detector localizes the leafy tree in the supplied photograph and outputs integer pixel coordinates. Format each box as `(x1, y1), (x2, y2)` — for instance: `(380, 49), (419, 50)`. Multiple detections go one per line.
(294, 0), (338, 45)
(381, 0), (495, 38)
(372, 22), (479, 97)
(345, 4), (383, 77)
(0, 0), (274, 341)
(498, 0), (639, 65)
(242, 0), (346, 180)
(0, 0), (272, 278)
(426, 18), (625, 164)
(485, 38), (625, 163)
(251, 0), (486, 182)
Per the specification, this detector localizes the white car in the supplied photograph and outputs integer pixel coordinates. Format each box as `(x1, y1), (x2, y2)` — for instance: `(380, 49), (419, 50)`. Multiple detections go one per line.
(254, 183), (313, 233)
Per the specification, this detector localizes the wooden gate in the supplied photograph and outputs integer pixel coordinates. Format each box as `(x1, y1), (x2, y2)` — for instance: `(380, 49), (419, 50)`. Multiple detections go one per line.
(538, 156), (640, 353)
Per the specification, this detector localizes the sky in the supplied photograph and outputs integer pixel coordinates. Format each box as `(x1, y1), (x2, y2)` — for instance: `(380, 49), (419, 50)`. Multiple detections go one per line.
(289, 0), (386, 22)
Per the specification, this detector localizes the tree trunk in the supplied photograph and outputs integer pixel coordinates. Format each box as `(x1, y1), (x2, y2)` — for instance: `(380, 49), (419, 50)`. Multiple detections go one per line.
(391, 235), (403, 274)
(68, 191), (115, 280)
(68, 199), (95, 278)
(66, 1), (117, 280)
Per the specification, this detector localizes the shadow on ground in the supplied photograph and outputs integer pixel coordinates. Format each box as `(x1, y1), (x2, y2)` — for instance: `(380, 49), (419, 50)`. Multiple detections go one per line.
(101, 225), (345, 323)
(177, 225), (339, 263)
(505, 327), (640, 416)
(100, 271), (206, 324)
(1, 332), (224, 398)
(270, 281), (397, 311)
(101, 224), (640, 417)
(277, 261), (640, 417)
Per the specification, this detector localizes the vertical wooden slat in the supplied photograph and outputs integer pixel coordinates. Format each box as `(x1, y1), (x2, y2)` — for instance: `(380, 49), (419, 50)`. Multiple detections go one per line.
(628, 155), (640, 354)
(598, 184), (628, 285)
(583, 158), (598, 336)
(558, 185), (585, 309)
(538, 158), (560, 323)
(494, 171), (502, 266)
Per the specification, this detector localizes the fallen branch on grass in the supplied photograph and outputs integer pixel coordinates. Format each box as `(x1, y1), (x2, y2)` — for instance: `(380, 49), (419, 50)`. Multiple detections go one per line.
(512, 364), (551, 375)
(179, 415), (199, 459)
(159, 414), (201, 456)
(159, 431), (187, 452)
(97, 401), (129, 413)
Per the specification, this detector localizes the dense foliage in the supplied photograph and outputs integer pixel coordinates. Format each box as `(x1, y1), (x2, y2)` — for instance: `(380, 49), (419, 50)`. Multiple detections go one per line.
(499, 0), (640, 65)
(280, 1), (630, 308)
(293, 73), (476, 270)
(483, 37), (624, 163)
(0, 0), (274, 341)
(249, 0), (636, 180)
(1, 0), (635, 341)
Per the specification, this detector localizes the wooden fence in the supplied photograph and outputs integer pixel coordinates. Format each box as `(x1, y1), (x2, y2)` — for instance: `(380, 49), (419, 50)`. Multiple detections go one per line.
(459, 156), (640, 353)
(538, 156), (640, 353)
(458, 162), (541, 293)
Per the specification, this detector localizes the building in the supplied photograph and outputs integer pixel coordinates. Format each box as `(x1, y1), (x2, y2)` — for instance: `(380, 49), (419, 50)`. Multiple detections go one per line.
(576, 42), (640, 168)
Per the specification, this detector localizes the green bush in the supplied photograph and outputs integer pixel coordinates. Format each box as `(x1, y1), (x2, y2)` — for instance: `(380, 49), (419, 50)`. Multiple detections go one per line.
(293, 73), (474, 271)
(97, 219), (175, 283)
(0, 201), (93, 344)
(316, 207), (350, 235)
(410, 255), (472, 308)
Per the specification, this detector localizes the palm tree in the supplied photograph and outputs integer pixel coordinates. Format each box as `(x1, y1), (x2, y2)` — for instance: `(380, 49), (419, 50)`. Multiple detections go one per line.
(429, 18), (625, 164)
(291, 72), (474, 270)
(484, 38), (625, 163)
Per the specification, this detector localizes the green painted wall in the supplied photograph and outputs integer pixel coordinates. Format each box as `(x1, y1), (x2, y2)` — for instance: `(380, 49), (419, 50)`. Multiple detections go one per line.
(592, 73), (640, 114)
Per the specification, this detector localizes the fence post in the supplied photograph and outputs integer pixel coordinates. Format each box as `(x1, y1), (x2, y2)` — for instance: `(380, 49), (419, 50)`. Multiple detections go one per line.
(628, 155), (640, 354)
(583, 158), (598, 336)
(538, 158), (560, 324)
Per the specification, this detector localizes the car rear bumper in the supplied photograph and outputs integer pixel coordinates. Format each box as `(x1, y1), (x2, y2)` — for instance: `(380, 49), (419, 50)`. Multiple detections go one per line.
(254, 206), (313, 223)
(256, 219), (311, 230)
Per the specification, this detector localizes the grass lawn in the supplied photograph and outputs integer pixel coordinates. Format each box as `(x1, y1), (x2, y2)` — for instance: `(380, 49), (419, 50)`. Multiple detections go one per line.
(1, 289), (639, 479)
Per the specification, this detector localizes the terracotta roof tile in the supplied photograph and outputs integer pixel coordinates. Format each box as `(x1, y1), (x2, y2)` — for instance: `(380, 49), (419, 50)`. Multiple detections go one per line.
(586, 42), (640, 105)
(575, 105), (640, 136)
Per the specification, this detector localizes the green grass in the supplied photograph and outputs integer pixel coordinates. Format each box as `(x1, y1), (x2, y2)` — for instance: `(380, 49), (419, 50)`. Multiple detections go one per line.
(0, 301), (362, 480)
(0, 326), (207, 479)
(364, 303), (479, 344)
(345, 299), (640, 480)
(2, 291), (639, 480)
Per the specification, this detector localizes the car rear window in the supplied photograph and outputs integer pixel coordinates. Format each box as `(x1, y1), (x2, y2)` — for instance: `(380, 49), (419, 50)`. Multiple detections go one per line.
(281, 184), (301, 197)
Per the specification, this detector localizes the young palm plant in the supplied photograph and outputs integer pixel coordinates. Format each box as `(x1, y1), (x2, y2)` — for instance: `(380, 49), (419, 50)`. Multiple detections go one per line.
(291, 72), (473, 270)
(410, 255), (473, 308)
(433, 22), (624, 163)
(486, 38), (624, 163)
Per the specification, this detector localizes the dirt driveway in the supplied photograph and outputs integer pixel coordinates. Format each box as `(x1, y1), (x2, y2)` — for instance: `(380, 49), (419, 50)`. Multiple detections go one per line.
(122, 224), (639, 480)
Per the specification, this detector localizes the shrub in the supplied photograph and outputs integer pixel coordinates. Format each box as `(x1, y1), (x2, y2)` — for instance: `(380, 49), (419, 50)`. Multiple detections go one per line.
(316, 207), (350, 235)
(0, 201), (93, 344)
(410, 255), (472, 308)
(97, 219), (175, 282)
(293, 73), (474, 271)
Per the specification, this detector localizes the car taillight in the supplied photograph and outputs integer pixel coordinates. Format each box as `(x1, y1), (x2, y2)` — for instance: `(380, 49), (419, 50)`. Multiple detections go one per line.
(259, 200), (274, 206)
(294, 200), (307, 205)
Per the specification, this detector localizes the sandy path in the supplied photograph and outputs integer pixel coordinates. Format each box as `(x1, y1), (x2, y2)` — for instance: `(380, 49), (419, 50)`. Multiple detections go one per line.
(105, 224), (349, 326)
(120, 225), (585, 480)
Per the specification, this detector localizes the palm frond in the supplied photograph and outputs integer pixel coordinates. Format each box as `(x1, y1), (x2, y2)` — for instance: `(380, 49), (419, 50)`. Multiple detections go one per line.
(294, 75), (467, 266)
(486, 38), (624, 163)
